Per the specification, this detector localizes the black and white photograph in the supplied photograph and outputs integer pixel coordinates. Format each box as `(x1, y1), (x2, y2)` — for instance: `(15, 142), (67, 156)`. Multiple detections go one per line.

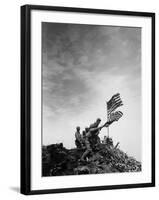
(20, 5), (155, 194)
(42, 22), (142, 177)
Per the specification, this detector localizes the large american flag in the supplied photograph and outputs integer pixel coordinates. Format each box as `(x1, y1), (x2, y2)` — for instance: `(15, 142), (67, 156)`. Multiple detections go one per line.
(107, 93), (123, 115)
(107, 93), (123, 121)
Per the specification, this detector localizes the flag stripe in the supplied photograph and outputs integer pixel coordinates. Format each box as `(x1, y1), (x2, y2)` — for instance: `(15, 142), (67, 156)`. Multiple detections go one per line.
(107, 100), (122, 111)
(108, 96), (120, 103)
(108, 102), (123, 114)
(109, 111), (123, 122)
(107, 94), (122, 111)
(107, 98), (121, 106)
(107, 93), (120, 105)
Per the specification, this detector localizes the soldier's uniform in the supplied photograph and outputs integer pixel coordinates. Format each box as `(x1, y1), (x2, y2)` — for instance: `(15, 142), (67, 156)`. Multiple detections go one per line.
(75, 128), (82, 149)
(75, 138), (82, 148)
(81, 131), (92, 161)
(81, 119), (101, 161)
(89, 121), (101, 149)
(81, 131), (86, 148)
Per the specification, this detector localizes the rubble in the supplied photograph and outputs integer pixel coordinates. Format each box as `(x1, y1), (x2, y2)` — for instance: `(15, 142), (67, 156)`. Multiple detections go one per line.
(42, 139), (141, 176)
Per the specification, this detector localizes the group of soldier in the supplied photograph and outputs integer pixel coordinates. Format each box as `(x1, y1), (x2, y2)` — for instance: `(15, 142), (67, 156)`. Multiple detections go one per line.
(75, 118), (110, 162)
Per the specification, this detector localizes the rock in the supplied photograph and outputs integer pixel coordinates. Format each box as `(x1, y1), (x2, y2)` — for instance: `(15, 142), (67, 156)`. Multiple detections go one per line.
(74, 166), (90, 175)
(42, 141), (141, 176)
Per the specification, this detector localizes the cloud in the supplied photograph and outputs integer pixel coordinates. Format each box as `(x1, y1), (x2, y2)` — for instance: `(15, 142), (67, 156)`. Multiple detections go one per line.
(42, 22), (141, 114)
(42, 22), (141, 160)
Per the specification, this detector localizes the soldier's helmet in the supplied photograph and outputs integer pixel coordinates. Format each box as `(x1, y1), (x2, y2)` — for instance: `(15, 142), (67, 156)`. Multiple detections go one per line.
(96, 118), (101, 122)
(85, 127), (89, 132)
(76, 126), (80, 131)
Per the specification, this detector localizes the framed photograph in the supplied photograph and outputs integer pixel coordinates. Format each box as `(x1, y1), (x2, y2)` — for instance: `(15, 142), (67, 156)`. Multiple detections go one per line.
(21, 4), (155, 195)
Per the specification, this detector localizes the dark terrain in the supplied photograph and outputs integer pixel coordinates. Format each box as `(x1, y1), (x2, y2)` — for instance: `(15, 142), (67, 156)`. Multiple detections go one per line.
(42, 138), (141, 176)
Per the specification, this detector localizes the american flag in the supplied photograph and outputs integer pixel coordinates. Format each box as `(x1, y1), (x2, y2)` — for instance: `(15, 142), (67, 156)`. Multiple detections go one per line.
(107, 93), (123, 115)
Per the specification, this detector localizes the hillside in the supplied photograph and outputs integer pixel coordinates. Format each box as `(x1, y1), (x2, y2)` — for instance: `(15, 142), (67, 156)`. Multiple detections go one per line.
(42, 139), (141, 176)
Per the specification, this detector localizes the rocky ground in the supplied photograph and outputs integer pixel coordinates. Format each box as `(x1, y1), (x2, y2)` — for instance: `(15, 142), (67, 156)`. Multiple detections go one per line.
(42, 139), (141, 176)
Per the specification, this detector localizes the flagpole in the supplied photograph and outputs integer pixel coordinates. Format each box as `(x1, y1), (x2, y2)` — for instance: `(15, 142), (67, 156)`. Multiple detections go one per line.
(106, 101), (109, 138)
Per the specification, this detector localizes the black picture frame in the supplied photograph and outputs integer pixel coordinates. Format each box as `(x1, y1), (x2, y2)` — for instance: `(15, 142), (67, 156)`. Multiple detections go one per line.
(21, 4), (155, 195)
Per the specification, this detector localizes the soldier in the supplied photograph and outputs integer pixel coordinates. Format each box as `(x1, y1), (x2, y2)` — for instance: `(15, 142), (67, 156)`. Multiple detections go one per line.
(89, 118), (102, 147)
(82, 130), (86, 137)
(81, 130), (86, 148)
(89, 118), (101, 128)
(85, 127), (89, 133)
(81, 119), (106, 162)
(80, 133), (92, 161)
(80, 114), (121, 161)
(75, 126), (82, 149)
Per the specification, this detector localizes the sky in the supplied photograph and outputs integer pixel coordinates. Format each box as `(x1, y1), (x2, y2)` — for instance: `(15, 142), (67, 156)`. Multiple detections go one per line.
(42, 22), (141, 161)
